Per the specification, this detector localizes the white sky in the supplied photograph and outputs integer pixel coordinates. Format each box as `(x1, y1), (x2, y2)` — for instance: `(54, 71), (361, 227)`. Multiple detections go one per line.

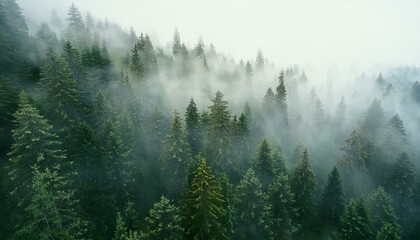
(18, 0), (420, 70)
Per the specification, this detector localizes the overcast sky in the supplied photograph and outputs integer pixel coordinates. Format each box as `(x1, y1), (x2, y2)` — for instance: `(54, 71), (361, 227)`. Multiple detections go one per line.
(17, 0), (420, 71)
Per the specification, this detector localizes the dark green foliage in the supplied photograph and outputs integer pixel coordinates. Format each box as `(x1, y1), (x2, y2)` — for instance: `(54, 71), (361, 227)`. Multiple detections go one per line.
(184, 156), (227, 239)
(206, 91), (232, 170)
(185, 98), (202, 156)
(172, 29), (181, 55)
(14, 166), (88, 240)
(337, 198), (373, 240)
(162, 111), (191, 198)
(376, 222), (401, 240)
(143, 196), (183, 240)
(268, 173), (299, 240)
(339, 130), (368, 172)
(39, 49), (81, 129)
(253, 138), (275, 191)
(7, 92), (66, 205)
(290, 148), (316, 238)
(275, 71), (288, 126)
(234, 169), (270, 239)
(318, 166), (344, 235)
(367, 187), (401, 235)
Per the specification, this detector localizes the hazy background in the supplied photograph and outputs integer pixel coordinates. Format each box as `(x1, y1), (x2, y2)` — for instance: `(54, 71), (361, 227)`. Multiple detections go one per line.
(18, 0), (420, 74)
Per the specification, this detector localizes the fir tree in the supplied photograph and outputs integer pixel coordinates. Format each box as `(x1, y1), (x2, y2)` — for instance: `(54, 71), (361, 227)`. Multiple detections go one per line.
(245, 61), (253, 80)
(253, 138), (275, 191)
(184, 156), (227, 239)
(367, 187), (401, 235)
(234, 169), (270, 239)
(268, 173), (299, 240)
(290, 148), (316, 238)
(172, 29), (181, 55)
(275, 71), (288, 126)
(7, 92), (66, 205)
(143, 196), (183, 240)
(318, 166), (344, 235)
(255, 49), (264, 70)
(391, 152), (415, 219)
(185, 98), (202, 156)
(162, 111), (191, 198)
(337, 198), (373, 240)
(206, 91), (232, 170)
(14, 166), (88, 240)
(339, 130), (368, 173)
(376, 222), (402, 240)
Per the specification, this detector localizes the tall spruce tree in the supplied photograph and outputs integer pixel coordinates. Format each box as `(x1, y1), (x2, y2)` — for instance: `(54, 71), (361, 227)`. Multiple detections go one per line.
(268, 173), (299, 240)
(7, 92), (66, 205)
(143, 196), (183, 240)
(14, 166), (88, 240)
(318, 166), (344, 236)
(185, 98), (202, 156)
(184, 156), (226, 239)
(290, 148), (316, 238)
(206, 91), (232, 170)
(337, 198), (373, 240)
(275, 71), (288, 126)
(253, 138), (275, 191)
(234, 169), (270, 239)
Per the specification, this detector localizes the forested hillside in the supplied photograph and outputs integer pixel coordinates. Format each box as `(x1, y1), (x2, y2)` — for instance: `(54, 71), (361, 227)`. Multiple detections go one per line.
(1, 1), (420, 239)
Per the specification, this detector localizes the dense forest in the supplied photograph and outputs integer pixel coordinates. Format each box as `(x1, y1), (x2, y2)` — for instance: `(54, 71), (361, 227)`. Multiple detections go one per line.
(1, 1), (420, 239)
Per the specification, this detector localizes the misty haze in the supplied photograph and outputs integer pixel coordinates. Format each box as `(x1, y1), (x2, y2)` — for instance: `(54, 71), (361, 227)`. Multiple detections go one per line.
(1, 0), (420, 239)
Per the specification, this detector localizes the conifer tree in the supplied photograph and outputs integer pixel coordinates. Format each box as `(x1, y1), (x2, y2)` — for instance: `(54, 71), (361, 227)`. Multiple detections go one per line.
(206, 91), (232, 170)
(337, 198), (373, 240)
(39, 49), (81, 130)
(185, 98), (202, 156)
(234, 113), (251, 172)
(334, 96), (346, 127)
(255, 49), (264, 70)
(129, 42), (142, 77)
(143, 196), (183, 240)
(367, 187), (401, 235)
(376, 222), (402, 240)
(245, 61), (253, 80)
(290, 148), (316, 238)
(162, 111), (191, 197)
(7, 92), (66, 205)
(253, 138), (275, 191)
(262, 87), (275, 115)
(275, 71), (288, 126)
(14, 166), (88, 240)
(391, 152), (415, 219)
(339, 130), (368, 173)
(318, 166), (344, 235)
(184, 156), (227, 239)
(234, 169), (270, 239)
(172, 29), (181, 55)
(268, 173), (299, 240)
(272, 144), (288, 175)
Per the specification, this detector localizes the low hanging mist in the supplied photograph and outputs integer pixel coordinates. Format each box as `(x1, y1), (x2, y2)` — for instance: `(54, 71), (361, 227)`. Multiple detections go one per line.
(1, 0), (420, 239)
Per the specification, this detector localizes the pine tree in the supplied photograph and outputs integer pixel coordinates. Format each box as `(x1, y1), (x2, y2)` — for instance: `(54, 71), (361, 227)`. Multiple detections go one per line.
(367, 187), (401, 235)
(129, 42), (142, 77)
(339, 130), (368, 173)
(172, 29), (181, 55)
(185, 98), (202, 156)
(334, 96), (346, 127)
(391, 152), (415, 219)
(39, 49), (81, 130)
(193, 39), (204, 58)
(162, 111), (191, 198)
(337, 198), (373, 240)
(143, 196), (183, 240)
(361, 99), (385, 141)
(272, 144), (288, 175)
(67, 3), (85, 31)
(255, 49), (264, 70)
(184, 156), (227, 239)
(7, 92), (66, 205)
(268, 173), (299, 240)
(318, 166), (344, 235)
(206, 91), (232, 170)
(262, 87), (275, 115)
(376, 222), (402, 240)
(14, 166), (88, 240)
(253, 138), (275, 191)
(245, 61), (253, 80)
(290, 148), (316, 238)
(275, 71), (288, 126)
(234, 113), (251, 172)
(234, 169), (270, 239)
